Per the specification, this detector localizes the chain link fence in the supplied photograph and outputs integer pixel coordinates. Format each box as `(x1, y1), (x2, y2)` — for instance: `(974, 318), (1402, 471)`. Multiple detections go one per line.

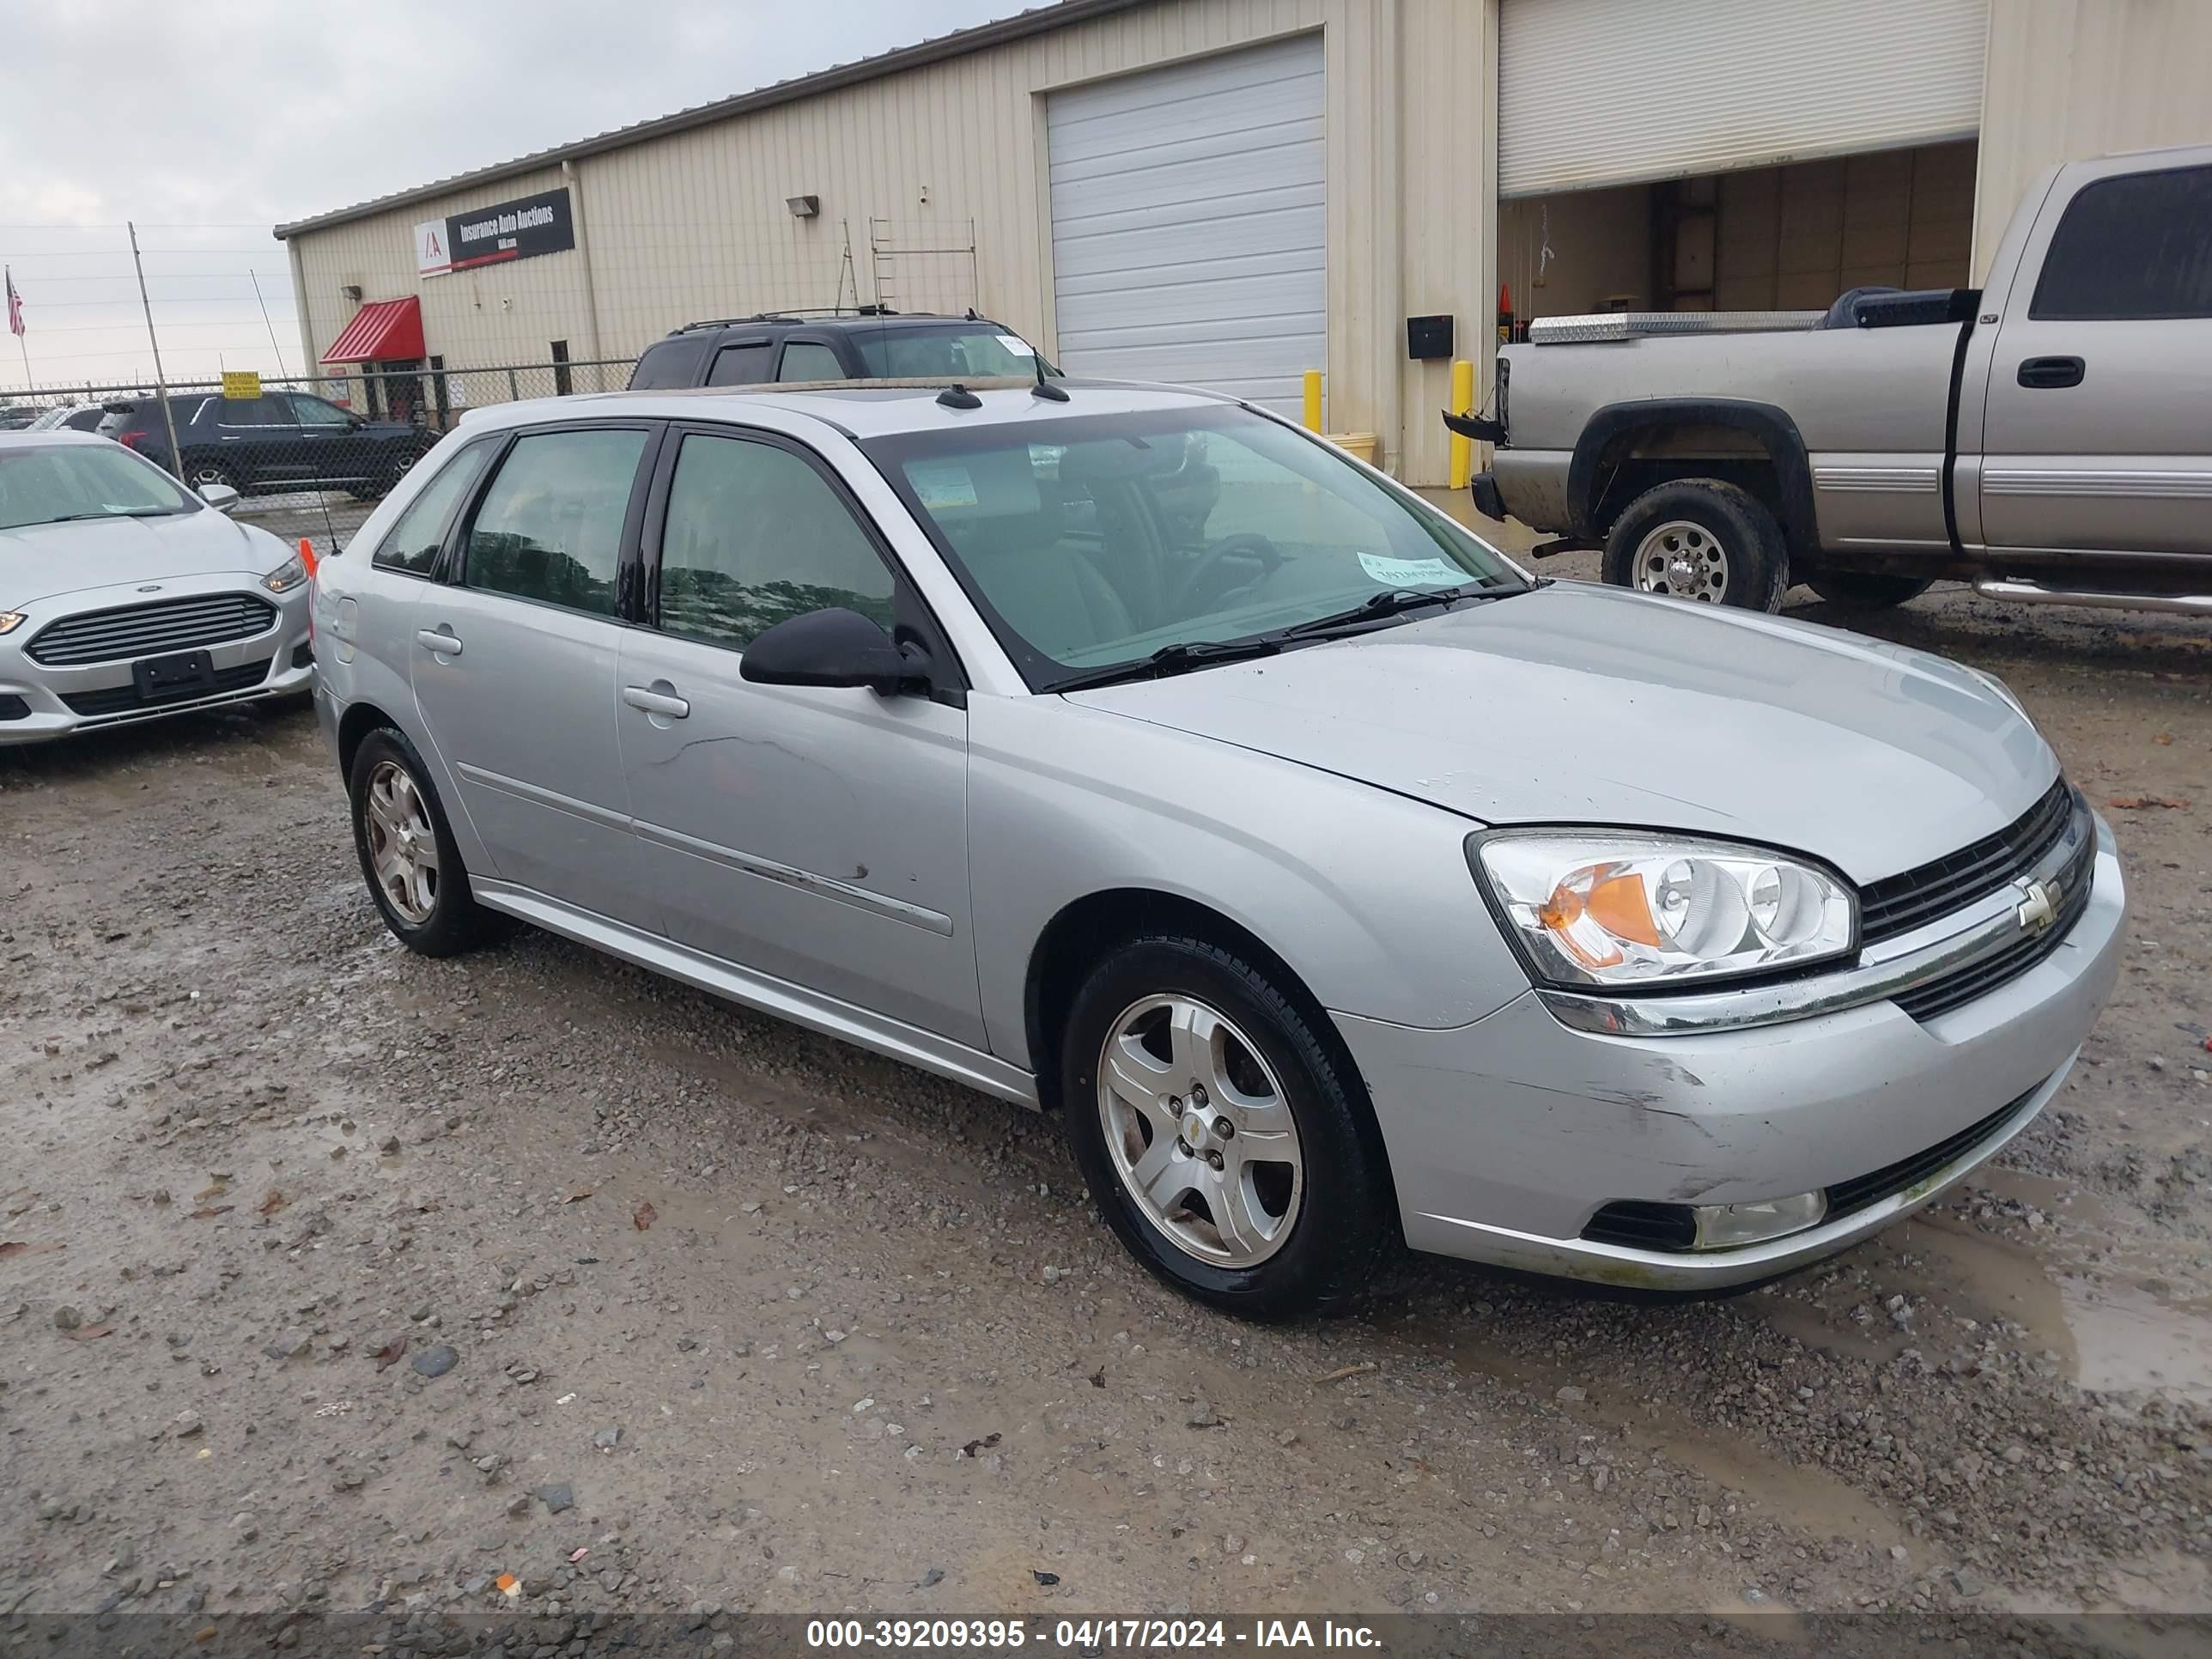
(1, 357), (635, 553)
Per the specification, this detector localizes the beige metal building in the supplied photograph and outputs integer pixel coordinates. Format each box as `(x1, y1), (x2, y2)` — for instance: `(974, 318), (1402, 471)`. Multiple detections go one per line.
(275, 0), (2212, 487)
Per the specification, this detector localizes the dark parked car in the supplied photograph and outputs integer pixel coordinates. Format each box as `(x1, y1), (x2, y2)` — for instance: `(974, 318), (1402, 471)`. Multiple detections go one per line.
(98, 391), (430, 500)
(628, 310), (1056, 391)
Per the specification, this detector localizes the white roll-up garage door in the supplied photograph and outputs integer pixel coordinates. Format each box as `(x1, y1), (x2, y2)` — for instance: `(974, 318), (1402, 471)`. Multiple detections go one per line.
(1499, 0), (1988, 199)
(1047, 35), (1324, 415)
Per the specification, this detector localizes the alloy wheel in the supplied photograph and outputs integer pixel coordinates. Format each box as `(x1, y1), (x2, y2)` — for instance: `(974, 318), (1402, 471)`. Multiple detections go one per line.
(1096, 994), (1304, 1267)
(1632, 520), (1730, 601)
(364, 759), (440, 925)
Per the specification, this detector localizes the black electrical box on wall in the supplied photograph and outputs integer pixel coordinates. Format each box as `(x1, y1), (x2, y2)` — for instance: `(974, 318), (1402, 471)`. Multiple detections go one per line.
(1405, 313), (1455, 360)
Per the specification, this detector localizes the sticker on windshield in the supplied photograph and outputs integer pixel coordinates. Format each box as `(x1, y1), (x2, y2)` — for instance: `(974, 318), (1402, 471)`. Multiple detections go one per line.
(1358, 552), (1464, 587)
(908, 462), (979, 511)
(994, 334), (1036, 357)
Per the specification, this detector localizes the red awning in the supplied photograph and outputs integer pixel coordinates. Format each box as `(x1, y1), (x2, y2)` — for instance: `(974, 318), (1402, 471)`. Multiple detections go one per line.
(320, 296), (425, 364)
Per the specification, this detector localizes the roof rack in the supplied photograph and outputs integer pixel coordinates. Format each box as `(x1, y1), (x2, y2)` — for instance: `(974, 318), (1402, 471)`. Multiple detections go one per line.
(673, 306), (912, 333)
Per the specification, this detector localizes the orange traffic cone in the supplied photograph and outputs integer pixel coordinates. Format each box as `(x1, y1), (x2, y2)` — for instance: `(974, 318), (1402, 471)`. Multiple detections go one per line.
(297, 537), (319, 579)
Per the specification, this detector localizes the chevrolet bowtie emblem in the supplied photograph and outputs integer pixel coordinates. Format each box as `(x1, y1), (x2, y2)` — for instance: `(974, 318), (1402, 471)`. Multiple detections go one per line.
(2015, 878), (2059, 935)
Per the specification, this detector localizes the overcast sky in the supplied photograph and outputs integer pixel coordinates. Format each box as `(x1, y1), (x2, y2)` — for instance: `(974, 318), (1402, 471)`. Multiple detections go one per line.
(0, 0), (1020, 392)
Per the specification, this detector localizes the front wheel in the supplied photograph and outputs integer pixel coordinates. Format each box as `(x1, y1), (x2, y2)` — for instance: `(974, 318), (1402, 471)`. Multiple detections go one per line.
(1059, 936), (1395, 1318)
(1803, 569), (1933, 609)
(187, 459), (240, 496)
(1602, 478), (1790, 611)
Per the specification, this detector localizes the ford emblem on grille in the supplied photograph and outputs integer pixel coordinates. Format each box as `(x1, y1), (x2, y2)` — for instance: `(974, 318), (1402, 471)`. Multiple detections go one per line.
(2015, 878), (2060, 936)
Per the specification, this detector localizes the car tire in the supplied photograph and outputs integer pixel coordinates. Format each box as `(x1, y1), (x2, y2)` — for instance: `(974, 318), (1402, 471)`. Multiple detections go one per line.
(187, 459), (241, 496)
(1059, 935), (1396, 1319)
(1803, 569), (1933, 609)
(1602, 479), (1790, 612)
(348, 726), (509, 957)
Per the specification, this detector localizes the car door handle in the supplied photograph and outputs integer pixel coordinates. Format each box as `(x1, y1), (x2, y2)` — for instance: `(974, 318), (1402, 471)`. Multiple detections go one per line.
(416, 629), (463, 658)
(2017, 356), (2085, 389)
(623, 684), (690, 719)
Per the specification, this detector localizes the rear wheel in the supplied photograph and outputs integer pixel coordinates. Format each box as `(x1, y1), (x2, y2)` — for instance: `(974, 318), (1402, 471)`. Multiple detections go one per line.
(187, 459), (240, 496)
(1602, 478), (1790, 612)
(348, 726), (509, 957)
(1059, 936), (1395, 1318)
(1803, 569), (1933, 609)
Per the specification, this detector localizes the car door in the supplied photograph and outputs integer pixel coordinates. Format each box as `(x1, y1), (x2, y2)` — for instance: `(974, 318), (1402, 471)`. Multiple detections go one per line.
(1977, 160), (2212, 556)
(289, 392), (369, 484)
(409, 420), (659, 924)
(615, 422), (983, 1047)
(216, 395), (308, 488)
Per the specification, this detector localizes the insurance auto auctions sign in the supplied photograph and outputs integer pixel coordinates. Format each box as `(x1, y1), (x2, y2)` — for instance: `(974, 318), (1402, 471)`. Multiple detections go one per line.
(415, 186), (574, 278)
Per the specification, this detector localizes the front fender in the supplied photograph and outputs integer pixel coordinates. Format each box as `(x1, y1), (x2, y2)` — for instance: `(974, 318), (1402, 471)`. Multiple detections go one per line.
(967, 695), (1531, 1069)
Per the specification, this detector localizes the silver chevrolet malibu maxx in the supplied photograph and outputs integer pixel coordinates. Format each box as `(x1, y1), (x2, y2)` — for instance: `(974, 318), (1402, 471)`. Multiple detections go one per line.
(311, 379), (2124, 1316)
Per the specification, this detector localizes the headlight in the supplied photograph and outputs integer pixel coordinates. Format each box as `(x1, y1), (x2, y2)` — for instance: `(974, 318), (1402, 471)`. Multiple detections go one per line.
(261, 555), (307, 594)
(1472, 832), (1856, 989)
(0, 611), (24, 635)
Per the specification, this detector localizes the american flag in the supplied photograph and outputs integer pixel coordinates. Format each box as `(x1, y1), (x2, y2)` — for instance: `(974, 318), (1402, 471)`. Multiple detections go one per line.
(4, 268), (22, 337)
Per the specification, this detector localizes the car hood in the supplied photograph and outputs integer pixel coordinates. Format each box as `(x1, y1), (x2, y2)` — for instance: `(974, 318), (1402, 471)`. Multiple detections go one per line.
(1, 509), (288, 610)
(1064, 582), (2057, 884)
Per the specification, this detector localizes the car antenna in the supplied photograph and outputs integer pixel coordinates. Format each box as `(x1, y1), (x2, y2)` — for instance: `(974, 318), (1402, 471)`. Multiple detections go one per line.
(1030, 349), (1068, 402)
(936, 382), (981, 410)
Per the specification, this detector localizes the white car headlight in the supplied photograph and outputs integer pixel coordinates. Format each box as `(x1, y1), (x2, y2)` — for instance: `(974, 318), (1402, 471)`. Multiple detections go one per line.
(261, 555), (307, 594)
(0, 611), (24, 635)
(1472, 832), (1857, 990)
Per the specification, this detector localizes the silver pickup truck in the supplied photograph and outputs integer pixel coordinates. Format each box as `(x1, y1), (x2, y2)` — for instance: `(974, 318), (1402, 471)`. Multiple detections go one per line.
(1452, 143), (2212, 616)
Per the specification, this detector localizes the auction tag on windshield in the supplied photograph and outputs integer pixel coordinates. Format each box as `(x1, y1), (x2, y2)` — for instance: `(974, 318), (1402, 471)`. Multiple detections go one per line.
(908, 463), (979, 511)
(994, 334), (1036, 357)
(1358, 552), (1463, 587)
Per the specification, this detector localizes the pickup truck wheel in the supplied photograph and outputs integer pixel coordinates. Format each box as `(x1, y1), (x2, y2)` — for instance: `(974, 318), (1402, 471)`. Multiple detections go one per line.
(1603, 480), (1789, 612)
(1804, 570), (1933, 609)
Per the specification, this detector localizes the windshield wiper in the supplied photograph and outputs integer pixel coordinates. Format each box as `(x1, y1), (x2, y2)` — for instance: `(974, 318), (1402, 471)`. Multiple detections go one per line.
(1049, 635), (1281, 692)
(45, 507), (179, 522)
(1273, 584), (1482, 638)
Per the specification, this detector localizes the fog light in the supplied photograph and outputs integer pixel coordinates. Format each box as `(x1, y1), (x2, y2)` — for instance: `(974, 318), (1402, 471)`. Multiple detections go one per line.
(1691, 1190), (1826, 1250)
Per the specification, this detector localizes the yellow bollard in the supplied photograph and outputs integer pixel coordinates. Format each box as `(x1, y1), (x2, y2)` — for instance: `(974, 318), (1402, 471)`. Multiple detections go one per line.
(1302, 369), (1322, 434)
(1447, 358), (1475, 490)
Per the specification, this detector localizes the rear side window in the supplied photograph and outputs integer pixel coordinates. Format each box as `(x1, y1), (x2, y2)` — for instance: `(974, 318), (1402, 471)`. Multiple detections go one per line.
(706, 343), (775, 386)
(216, 396), (293, 427)
(463, 428), (649, 617)
(2031, 165), (2212, 321)
(626, 338), (706, 391)
(776, 342), (844, 382)
(372, 441), (495, 575)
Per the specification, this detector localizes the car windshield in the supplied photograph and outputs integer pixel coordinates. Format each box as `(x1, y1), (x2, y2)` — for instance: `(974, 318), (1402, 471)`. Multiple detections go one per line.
(851, 325), (1050, 379)
(0, 443), (197, 531)
(866, 406), (1524, 688)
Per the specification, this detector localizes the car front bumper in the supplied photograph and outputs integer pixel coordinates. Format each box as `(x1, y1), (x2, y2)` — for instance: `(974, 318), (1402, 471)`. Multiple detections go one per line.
(1334, 823), (2126, 1290)
(0, 574), (313, 747)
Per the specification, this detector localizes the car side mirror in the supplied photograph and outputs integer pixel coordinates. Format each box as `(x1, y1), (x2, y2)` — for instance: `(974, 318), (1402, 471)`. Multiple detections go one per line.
(739, 606), (923, 696)
(198, 482), (240, 514)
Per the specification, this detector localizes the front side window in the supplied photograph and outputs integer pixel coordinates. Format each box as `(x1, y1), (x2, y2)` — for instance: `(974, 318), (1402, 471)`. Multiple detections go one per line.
(776, 342), (844, 382)
(2031, 165), (2212, 321)
(0, 443), (196, 530)
(372, 441), (495, 574)
(463, 428), (648, 616)
(292, 394), (356, 428)
(866, 407), (1522, 687)
(217, 396), (294, 428)
(655, 432), (895, 650)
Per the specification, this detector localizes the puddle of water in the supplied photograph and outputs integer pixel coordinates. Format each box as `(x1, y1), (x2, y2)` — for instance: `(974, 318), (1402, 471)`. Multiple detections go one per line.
(2059, 1278), (2212, 1401)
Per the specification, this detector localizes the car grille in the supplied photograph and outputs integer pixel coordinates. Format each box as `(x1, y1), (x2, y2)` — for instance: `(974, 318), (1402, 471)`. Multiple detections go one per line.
(25, 592), (278, 667)
(1823, 1083), (2042, 1218)
(1857, 778), (2075, 944)
(61, 657), (272, 717)
(1581, 1200), (1697, 1251)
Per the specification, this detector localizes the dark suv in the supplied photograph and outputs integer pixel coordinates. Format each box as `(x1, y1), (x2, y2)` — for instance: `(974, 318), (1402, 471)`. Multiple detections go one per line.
(627, 310), (1056, 391)
(99, 391), (430, 500)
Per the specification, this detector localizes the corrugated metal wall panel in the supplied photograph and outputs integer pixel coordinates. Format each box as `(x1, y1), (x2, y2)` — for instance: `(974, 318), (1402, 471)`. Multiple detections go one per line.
(1046, 35), (1326, 412)
(1713, 141), (1978, 311)
(1974, 0), (2212, 280)
(1498, 0), (1989, 198)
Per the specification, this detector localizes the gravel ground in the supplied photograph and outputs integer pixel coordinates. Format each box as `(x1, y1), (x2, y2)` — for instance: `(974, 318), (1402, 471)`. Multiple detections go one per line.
(2, 568), (2209, 1644)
